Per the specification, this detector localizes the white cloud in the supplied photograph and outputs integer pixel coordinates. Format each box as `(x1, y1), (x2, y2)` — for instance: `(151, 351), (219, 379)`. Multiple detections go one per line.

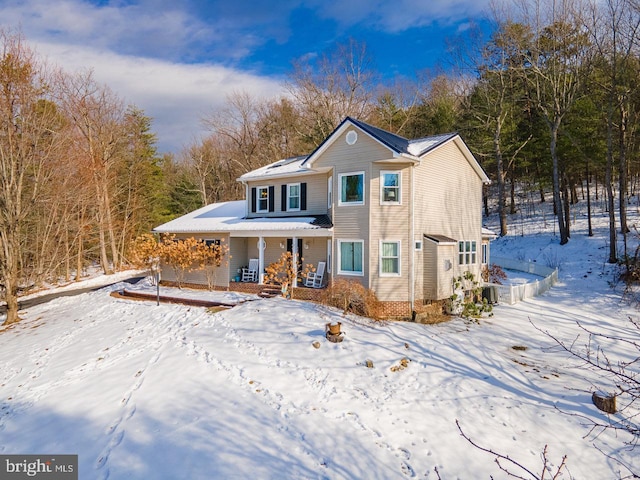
(34, 41), (285, 153)
(1, 0), (221, 60)
(306, 0), (492, 32)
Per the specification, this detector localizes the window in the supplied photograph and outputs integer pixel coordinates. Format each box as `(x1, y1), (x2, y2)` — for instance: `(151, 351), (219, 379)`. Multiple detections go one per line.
(482, 243), (488, 264)
(204, 239), (221, 247)
(381, 171), (400, 204)
(257, 186), (269, 213)
(415, 241), (422, 251)
(458, 240), (477, 265)
(338, 240), (364, 275)
(339, 172), (364, 205)
(328, 176), (333, 208)
(288, 183), (300, 211)
(380, 241), (400, 276)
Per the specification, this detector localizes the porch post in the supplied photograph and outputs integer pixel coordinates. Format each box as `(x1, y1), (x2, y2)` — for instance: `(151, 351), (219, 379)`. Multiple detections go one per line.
(292, 236), (299, 287)
(258, 236), (265, 284)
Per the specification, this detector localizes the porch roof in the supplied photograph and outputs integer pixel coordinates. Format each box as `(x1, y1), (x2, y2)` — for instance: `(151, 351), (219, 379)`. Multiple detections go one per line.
(154, 200), (333, 237)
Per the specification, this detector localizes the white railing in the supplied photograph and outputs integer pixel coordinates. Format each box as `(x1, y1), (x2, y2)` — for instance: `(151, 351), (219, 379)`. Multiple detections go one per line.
(485, 256), (559, 305)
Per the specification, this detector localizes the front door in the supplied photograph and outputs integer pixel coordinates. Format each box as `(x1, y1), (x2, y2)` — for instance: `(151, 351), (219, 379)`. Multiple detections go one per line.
(287, 238), (304, 275)
(286, 238), (303, 257)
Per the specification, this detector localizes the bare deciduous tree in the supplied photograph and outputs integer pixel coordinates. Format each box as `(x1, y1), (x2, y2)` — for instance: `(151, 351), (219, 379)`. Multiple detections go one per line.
(58, 70), (127, 273)
(287, 39), (378, 146)
(0, 31), (63, 324)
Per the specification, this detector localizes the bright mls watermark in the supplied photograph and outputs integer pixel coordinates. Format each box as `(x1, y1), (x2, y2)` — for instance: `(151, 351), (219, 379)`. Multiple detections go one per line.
(0, 455), (77, 479)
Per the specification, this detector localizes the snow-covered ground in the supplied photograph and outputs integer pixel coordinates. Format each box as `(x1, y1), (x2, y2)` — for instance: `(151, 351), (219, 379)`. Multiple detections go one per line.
(1, 201), (639, 479)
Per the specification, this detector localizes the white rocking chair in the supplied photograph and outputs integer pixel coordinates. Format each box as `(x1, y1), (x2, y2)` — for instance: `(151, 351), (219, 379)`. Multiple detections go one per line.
(305, 261), (326, 288)
(241, 258), (259, 282)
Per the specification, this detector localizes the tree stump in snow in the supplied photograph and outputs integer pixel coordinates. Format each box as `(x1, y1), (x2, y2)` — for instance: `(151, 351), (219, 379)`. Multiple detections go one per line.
(592, 391), (617, 414)
(325, 332), (343, 343)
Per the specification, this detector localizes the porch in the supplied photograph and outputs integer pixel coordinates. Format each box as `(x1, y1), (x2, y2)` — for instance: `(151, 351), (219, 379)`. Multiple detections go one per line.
(229, 234), (331, 289)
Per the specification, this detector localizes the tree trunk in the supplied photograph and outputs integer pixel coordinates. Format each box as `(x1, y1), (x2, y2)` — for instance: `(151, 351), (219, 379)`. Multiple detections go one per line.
(606, 99), (617, 263)
(586, 160), (593, 237)
(495, 127), (508, 236)
(562, 173), (571, 240)
(550, 122), (569, 245)
(4, 278), (20, 325)
(619, 104), (629, 234)
(509, 168), (516, 215)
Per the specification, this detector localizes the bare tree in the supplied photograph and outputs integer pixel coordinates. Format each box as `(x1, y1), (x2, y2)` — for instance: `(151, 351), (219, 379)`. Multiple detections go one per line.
(58, 70), (127, 273)
(0, 31), (63, 324)
(517, 0), (592, 245)
(585, 0), (640, 264)
(287, 39), (378, 146)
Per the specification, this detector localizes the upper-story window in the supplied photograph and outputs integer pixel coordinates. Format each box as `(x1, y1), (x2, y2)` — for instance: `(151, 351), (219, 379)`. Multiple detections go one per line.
(257, 186), (269, 213)
(288, 183), (300, 211)
(381, 171), (401, 204)
(328, 176), (333, 208)
(281, 183), (306, 212)
(339, 171), (364, 205)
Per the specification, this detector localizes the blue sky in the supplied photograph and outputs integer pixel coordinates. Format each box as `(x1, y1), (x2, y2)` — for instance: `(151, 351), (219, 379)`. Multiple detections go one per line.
(0, 0), (492, 153)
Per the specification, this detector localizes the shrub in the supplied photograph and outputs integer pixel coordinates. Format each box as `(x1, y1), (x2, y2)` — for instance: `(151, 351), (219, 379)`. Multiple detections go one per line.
(158, 235), (201, 288)
(195, 240), (230, 290)
(321, 278), (383, 320)
(128, 233), (161, 282)
(264, 251), (312, 299)
(482, 264), (507, 284)
(448, 271), (492, 319)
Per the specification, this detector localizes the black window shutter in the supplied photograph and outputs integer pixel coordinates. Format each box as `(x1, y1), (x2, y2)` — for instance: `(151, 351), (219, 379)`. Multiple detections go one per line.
(281, 185), (287, 212)
(251, 187), (256, 213)
(268, 186), (275, 212)
(301, 183), (307, 211)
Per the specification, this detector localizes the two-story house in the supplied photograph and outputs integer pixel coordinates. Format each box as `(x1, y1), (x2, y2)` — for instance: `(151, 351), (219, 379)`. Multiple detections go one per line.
(154, 117), (492, 316)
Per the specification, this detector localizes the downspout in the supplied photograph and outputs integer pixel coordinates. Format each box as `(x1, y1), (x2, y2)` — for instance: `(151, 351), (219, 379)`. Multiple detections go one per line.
(244, 182), (249, 218)
(410, 163), (415, 318)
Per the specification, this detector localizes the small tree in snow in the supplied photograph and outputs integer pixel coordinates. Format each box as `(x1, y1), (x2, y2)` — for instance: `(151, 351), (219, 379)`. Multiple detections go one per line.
(195, 240), (230, 290)
(128, 233), (161, 284)
(264, 251), (312, 298)
(159, 235), (201, 288)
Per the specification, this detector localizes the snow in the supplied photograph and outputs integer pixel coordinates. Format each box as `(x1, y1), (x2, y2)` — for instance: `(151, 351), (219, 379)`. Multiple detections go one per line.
(154, 200), (329, 234)
(407, 134), (454, 156)
(237, 156), (309, 181)
(1, 202), (639, 479)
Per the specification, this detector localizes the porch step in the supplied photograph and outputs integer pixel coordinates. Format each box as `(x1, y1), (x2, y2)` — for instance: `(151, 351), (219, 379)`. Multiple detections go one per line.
(259, 286), (281, 298)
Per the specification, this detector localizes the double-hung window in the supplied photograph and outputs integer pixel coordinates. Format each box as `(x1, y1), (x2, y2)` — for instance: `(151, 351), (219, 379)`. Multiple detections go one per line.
(339, 172), (364, 205)
(381, 171), (400, 204)
(458, 240), (477, 265)
(380, 241), (400, 276)
(338, 240), (364, 276)
(257, 186), (269, 213)
(287, 183), (300, 211)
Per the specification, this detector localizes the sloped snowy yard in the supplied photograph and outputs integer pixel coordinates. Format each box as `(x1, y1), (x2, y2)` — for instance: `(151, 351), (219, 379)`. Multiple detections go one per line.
(1, 206), (639, 479)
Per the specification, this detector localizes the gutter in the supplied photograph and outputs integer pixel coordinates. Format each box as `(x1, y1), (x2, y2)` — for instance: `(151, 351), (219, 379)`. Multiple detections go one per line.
(410, 162), (415, 315)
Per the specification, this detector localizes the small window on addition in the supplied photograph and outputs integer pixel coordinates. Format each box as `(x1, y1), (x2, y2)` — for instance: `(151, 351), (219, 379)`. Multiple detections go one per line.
(415, 241), (422, 251)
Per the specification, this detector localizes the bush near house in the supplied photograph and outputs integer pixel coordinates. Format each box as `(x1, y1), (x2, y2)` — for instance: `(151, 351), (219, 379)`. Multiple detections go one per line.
(264, 251), (313, 299)
(321, 279), (383, 320)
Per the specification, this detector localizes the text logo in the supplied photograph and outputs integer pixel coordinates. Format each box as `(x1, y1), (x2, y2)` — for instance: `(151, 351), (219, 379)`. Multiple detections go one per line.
(0, 455), (77, 480)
